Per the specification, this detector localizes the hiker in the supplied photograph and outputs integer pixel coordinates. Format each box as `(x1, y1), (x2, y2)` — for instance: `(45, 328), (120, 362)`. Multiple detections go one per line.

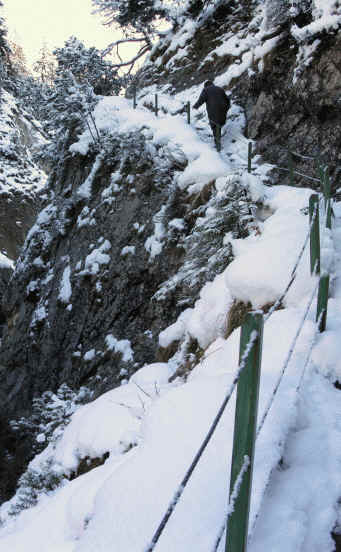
(193, 80), (230, 151)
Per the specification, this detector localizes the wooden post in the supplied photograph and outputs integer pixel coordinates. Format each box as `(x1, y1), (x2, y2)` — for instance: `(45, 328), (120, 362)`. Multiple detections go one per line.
(248, 142), (252, 173)
(155, 93), (158, 117)
(225, 312), (263, 552)
(316, 274), (330, 332)
(309, 194), (320, 276)
(288, 150), (294, 187)
(187, 101), (191, 125)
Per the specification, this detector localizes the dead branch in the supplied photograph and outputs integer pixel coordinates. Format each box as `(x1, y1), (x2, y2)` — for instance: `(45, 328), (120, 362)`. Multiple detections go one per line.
(102, 37), (148, 57)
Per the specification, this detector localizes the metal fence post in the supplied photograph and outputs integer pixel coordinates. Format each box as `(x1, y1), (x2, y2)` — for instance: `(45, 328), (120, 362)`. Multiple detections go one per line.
(225, 312), (263, 552)
(326, 200), (332, 230)
(216, 125), (222, 152)
(316, 274), (330, 332)
(155, 93), (158, 117)
(309, 194), (320, 276)
(324, 168), (332, 230)
(133, 87), (137, 109)
(187, 101), (191, 124)
(288, 150), (294, 186)
(323, 167), (331, 202)
(248, 142), (252, 173)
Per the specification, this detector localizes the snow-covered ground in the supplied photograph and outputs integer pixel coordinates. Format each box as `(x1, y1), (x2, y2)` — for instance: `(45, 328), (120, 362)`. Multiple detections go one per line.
(0, 89), (340, 551)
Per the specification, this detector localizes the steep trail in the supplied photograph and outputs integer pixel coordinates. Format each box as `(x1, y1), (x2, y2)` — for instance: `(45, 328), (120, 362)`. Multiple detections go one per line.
(0, 94), (340, 551)
(249, 207), (341, 552)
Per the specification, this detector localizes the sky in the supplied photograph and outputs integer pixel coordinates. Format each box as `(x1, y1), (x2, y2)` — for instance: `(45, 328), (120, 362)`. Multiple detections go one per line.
(2, 0), (137, 71)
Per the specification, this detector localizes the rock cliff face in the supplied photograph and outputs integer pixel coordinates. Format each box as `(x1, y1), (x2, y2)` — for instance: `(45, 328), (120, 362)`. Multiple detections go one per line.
(0, 91), (256, 499)
(0, 90), (47, 335)
(0, 131), (181, 414)
(0, 116), (252, 418)
(1, 0), (341, 501)
(137, 0), (341, 189)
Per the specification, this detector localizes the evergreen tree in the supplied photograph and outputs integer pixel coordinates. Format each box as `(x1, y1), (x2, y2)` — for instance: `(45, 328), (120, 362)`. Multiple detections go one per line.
(33, 43), (56, 86)
(39, 37), (121, 165)
(0, 1), (9, 60)
(8, 41), (29, 77)
(92, 1), (216, 72)
(92, 0), (167, 38)
(53, 36), (120, 95)
(41, 70), (98, 165)
(15, 75), (53, 122)
(0, 1), (11, 88)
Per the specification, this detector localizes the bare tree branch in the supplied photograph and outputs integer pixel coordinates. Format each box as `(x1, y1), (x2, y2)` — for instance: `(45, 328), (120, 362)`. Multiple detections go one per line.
(107, 45), (149, 72)
(102, 37), (148, 57)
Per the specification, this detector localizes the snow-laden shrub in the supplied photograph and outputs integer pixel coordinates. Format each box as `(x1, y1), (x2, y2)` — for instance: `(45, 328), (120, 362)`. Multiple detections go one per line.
(0, 384), (92, 521)
(156, 174), (256, 304)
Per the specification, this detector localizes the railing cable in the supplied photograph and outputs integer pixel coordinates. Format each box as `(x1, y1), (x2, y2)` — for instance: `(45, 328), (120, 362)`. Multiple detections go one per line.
(257, 276), (319, 439)
(144, 331), (258, 552)
(264, 203), (319, 323)
(212, 276), (320, 552)
(212, 455), (250, 552)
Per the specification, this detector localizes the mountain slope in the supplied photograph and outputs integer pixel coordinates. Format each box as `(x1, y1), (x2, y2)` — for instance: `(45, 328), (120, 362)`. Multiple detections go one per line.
(0, 0), (341, 549)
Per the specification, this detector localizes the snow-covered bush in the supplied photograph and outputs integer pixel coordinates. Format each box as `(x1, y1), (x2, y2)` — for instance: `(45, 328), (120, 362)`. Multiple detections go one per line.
(156, 175), (256, 304)
(11, 384), (92, 455)
(39, 37), (121, 166)
(0, 385), (92, 520)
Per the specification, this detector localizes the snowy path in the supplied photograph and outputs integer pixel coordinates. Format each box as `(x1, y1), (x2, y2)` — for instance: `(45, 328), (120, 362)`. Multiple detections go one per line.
(249, 208), (341, 552)
(0, 97), (340, 551)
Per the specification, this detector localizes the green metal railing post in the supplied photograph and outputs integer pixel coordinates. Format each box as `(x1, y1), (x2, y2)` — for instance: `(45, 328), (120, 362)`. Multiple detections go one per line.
(309, 194), (320, 276)
(315, 159), (332, 229)
(316, 274), (330, 332)
(323, 167), (331, 202)
(248, 142), (252, 173)
(225, 312), (263, 552)
(216, 125), (221, 152)
(155, 93), (158, 117)
(324, 168), (332, 230)
(288, 150), (294, 187)
(187, 101), (191, 124)
(326, 199), (332, 230)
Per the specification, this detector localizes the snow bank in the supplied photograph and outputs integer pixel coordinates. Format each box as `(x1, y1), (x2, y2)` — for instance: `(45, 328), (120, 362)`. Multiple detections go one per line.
(1, 173), (340, 552)
(225, 186), (314, 309)
(70, 96), (231, 194)
(160, 184), (316, 352)
(105, 334), (134, 362)
(0, 252), (14, 270)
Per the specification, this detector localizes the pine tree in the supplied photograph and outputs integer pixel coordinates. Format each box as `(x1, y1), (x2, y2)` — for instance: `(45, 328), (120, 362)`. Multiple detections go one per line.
(0, 1), (11, 88)
(15, 75), (53, 122)
(33, 43), (56, 86)
(39, 37), (121, 166)
(92, 1), (215, 72)
(8, 41), (29, 77)
(0, 1), (8, 59)
(53, 36), (120, 95)
(92, 0), (167, 36)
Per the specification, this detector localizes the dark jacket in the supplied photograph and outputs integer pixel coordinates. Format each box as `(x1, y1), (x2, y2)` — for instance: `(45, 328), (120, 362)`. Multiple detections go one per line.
(193, 84), (230, 126)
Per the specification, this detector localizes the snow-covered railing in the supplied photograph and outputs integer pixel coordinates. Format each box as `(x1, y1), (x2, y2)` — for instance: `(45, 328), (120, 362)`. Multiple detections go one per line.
(144, 158), (333, 552)
(131, 90), (336, 171)
(215, 175), (333, 552)
(133, 90), (191, 124)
